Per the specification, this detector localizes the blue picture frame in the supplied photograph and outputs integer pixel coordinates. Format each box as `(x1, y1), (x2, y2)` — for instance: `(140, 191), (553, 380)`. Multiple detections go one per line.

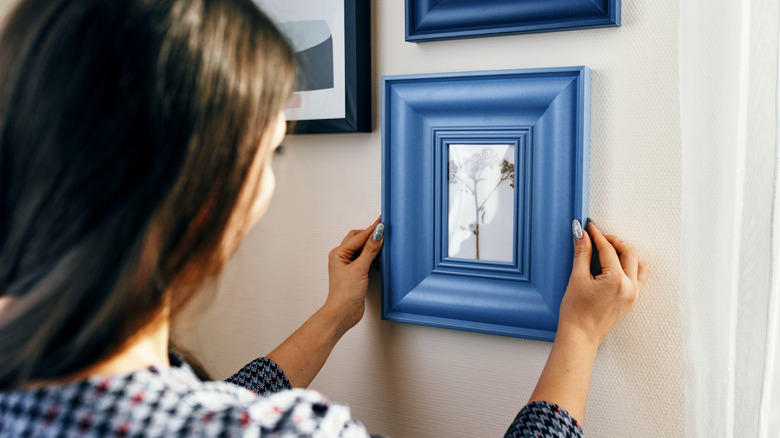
(406, 0), (620, 42)
(381, 67), (590, 341)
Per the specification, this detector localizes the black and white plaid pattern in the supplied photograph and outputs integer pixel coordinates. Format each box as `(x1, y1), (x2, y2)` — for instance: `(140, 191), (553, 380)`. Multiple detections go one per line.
(0, 359), (369, 437)
(0, 357), (580, 437)
(504, 401), (584, 437)
(226, 358), (291, 396)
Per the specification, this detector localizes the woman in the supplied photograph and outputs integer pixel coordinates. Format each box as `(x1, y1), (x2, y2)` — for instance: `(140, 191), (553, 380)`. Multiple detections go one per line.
(0, 0), (647, 436)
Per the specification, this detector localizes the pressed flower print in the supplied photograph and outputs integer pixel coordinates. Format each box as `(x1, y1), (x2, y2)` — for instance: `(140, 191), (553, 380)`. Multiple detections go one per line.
(448, 144), (515, 262)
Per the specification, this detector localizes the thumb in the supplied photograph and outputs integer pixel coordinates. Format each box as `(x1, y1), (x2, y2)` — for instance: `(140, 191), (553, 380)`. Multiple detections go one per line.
(571, 219), (592, 278)
(354, 223), (384, 271)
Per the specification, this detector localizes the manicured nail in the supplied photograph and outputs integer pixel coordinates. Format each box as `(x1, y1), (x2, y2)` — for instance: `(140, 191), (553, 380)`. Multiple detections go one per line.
(572, 219), (583, 241)
(587, 218), (597, 229)
(372, 223), (385, 241)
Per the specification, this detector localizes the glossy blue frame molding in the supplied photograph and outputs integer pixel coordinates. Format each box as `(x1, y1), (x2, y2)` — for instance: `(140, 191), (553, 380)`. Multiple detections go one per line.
(406, 0), (620, 42)
(381, 67), (590, 341)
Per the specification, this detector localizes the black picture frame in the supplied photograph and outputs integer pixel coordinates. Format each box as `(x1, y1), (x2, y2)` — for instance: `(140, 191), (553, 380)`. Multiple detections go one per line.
(290, 0), (371, 134)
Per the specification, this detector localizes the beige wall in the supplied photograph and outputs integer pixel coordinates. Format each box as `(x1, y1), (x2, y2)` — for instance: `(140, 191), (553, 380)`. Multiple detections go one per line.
(175, 0), (686, 437)
(0, 0), (13, 25)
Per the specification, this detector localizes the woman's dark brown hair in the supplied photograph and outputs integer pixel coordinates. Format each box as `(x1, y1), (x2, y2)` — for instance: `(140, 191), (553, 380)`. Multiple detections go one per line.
(0, 0), (295, 389)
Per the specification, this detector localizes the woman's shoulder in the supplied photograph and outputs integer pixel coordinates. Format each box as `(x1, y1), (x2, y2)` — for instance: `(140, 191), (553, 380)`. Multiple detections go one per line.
(0, 364), (369, 437)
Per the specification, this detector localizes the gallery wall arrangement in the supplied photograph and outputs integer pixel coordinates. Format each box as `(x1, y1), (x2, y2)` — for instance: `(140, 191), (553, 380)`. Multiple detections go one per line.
(406, 0), (621, 42)
(381, 67), (591, 341)
(254, 0), (616, 340)
(253, 0), (371, 133)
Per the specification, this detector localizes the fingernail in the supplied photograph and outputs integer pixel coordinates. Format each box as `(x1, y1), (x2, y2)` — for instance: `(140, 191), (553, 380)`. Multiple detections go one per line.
(587, 218), (597, 229)
(372, 223), (385, 241)
(572, 219), (583, 241)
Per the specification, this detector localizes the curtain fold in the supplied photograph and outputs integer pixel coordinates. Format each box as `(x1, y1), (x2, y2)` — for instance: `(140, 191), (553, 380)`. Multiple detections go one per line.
(758, 8), (780, 435)
(679, 0), (780, 436)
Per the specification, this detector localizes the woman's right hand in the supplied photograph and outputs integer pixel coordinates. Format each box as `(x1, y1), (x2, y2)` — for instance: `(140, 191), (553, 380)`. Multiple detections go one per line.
(526, 221), (648, 425)
(558, 220), (649, 348)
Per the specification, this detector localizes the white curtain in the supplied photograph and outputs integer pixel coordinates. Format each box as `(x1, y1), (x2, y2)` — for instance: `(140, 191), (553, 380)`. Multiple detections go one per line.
(760, 15), (780, 433)
(678, 0), (780, 436)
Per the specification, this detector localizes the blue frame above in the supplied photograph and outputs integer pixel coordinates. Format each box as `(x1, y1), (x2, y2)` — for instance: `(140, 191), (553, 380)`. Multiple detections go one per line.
(406, 0), (620, 42)
(381, 67), (590, 341)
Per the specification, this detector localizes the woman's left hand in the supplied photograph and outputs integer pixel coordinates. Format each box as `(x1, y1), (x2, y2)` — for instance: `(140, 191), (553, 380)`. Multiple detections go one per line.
(267, 218), (384, 387)
(326, 217), (384, 331)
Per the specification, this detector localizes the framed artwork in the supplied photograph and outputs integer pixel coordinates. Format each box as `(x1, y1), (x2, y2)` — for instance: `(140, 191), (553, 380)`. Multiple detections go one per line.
(254, 0), (371, 133)
(381, 67), (590, 341)
(405, 0), (621, 42)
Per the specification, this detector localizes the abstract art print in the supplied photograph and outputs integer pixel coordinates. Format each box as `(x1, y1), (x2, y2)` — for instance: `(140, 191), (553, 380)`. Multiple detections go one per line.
(253, 0), (370, 133)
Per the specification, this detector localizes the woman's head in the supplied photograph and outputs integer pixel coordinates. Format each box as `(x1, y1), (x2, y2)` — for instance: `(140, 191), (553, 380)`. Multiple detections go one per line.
(0, 0), (295, 388)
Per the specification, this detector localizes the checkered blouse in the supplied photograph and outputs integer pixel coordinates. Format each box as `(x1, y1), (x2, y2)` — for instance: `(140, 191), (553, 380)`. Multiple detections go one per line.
(0, 356), (583, 437)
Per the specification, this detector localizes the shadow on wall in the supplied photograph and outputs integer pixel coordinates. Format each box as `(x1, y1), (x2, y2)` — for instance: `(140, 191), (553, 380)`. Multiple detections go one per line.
(364, 271), (424, 436)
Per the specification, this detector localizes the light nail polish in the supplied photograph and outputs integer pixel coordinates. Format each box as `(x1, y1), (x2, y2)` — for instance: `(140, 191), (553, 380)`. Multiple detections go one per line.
(572, 219), (583, 241)
(372, 223), (385, 241)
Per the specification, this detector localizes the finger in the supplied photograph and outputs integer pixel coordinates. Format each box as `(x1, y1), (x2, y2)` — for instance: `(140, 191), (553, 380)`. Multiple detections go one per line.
(637, 260), (649, 292)
(354, 223), (384, 271)
(587, 222), (621, 272)
(604, 235), (639, 282)
(340, 218), (381, 251)
(340, 229), (362, 246)
(571, 220), (593, 278)
(603, 234), (632, 256)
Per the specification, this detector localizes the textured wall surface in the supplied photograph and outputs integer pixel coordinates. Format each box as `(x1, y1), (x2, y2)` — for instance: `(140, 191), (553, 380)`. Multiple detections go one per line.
(174, 0), (686, 437)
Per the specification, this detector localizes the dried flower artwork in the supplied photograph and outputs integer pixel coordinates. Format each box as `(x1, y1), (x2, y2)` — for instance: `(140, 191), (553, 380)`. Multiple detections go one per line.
(448, 145), (515, 262)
